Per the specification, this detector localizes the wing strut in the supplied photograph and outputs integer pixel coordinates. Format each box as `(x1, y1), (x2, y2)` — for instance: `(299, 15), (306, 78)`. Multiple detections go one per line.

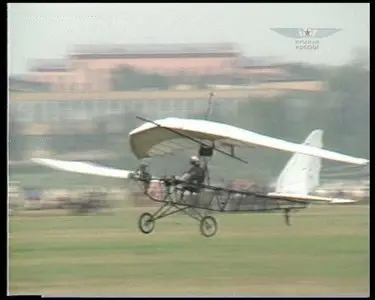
(136, 116), (248, 164)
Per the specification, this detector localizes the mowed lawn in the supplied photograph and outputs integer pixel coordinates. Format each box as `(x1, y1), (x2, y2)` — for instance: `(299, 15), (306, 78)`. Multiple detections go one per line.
(9, 205), (369, 296)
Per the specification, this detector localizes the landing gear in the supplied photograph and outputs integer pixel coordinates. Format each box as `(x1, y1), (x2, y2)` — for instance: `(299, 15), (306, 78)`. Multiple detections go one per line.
(138, 202), (218, 237)
(138, 212), (155, 234)
(200, 215), (218, 237)
(284, 208), (292, 226)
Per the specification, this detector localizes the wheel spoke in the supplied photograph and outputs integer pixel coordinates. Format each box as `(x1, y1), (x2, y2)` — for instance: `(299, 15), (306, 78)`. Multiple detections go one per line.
(138, 212), (155, 234)
(199, 216), (218, 238)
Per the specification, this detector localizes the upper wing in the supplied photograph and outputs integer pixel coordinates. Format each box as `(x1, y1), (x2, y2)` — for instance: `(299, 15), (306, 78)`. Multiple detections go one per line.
(267, 192), (357, 204)
(32, 158), (133, 179)
(129, 117), (369, 166)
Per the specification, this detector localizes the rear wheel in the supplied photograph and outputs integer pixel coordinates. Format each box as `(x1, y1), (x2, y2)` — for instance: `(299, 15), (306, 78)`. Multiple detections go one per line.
(284, 208), (292, 226)
(200, 216), (218, 237)
(138, 212), (155, 234)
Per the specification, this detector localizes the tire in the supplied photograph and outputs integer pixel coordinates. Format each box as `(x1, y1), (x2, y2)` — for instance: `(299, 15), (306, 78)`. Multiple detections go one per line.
(200, 216), (218, 237)
(138, 212), (155, 234)
(284, 209), (292, 226)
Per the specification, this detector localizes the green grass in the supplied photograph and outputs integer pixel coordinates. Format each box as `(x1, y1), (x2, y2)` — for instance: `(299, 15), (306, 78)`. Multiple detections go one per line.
(9, 205), (369, 296)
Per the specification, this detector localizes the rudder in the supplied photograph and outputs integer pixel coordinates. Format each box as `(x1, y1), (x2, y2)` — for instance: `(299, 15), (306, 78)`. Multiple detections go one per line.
(275, 130), (323, 195)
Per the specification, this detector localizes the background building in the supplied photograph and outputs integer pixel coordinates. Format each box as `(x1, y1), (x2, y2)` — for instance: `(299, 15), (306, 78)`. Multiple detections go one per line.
(28, 43), (288, 92)
(9, 42), (329, 162)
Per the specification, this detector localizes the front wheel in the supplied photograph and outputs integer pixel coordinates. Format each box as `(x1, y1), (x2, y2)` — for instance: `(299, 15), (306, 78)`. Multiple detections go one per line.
(200, 216), (218, 237)
(138, 212), (155, 234)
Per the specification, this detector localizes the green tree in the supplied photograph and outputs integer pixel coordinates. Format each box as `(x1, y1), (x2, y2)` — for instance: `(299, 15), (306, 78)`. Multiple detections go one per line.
(281, 62), (329, 80)
(322, 50), (369, 157)
(9, 113), (24, 160)
(327, 64), (369, 96)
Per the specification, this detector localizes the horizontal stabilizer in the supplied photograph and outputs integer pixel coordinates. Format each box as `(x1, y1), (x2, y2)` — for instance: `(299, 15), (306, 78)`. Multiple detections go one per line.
(32, 158), (133, 179)
(267, 192), (357, 204)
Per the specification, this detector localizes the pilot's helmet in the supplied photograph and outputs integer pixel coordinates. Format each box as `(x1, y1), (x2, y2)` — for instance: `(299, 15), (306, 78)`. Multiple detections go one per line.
(190, 156), (200, 166)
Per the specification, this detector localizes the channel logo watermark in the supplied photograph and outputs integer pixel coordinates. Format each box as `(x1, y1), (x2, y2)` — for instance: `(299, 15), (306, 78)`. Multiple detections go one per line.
(270, 28), (342, 50)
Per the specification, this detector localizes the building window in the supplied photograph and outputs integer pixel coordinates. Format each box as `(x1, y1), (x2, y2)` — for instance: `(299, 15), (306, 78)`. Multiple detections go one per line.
(195, 99), (206, 111)
(117, 101), (125, 115)
(122, 101), (131, 112)
(90, 100), (99, 118)
(33, 102), (44, 122)
(44, 101), (59, 122)
(179, 99), (187, 114)
(173, 100), (181, 111)
(70, 100), (87, 120)
(97, 100), (109, 117)
(65, 78), (74, 92)
(127, 100), (134, 111)
(284, 98), (309, 122)
(70, 101), (80, 119)
(212, 101), (222, 116)
(14, 103), (33, 123)
(218, 100), (231, 115)
(161, 100), (170, 111)
(84, 101), (96, 119)
(9, 102), (17, 118)
(110, 100), (121, 115)
(58, 101), (71, 121)
(188, 99), (195, 111)
(134, 101), (143, 113)
(53, 101), (61, 122)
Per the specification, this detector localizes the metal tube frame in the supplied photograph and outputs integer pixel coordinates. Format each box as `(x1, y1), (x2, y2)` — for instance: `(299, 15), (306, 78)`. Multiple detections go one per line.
(149, 200), (209, 223)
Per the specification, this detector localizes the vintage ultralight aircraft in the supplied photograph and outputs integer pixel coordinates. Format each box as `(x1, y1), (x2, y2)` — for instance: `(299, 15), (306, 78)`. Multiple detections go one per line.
(32, 116), (369, 237)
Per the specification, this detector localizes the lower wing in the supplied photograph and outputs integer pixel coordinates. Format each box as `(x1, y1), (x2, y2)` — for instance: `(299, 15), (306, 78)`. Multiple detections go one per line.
(266, 192), (357, 204)
(32, 158), (133, 179)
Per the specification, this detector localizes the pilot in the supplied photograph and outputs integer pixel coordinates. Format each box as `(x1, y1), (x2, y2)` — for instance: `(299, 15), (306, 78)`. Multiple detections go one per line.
(177, 156), (206, 193)
(134, 161), (152, 183)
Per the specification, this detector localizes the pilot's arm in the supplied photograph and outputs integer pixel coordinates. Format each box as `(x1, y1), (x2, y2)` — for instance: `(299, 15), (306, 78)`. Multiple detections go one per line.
(177, 166), (196, 182)
(181, 166), (204, 183)
(177, 172), (191, 182)
(133, 166), (151, 182)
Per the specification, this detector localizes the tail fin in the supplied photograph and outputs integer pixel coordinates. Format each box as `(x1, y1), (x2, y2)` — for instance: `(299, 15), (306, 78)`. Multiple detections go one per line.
(275, 130), (323, 195)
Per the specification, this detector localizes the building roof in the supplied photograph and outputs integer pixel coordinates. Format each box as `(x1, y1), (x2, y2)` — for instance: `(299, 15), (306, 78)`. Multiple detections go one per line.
(9, 75), (51, 92)
(9, 74), (35, 82)
(70, 52), (239, 60)
(235, 56), (284, 68)
(29, 59), (71, 72)
(71, 42), (239, 55)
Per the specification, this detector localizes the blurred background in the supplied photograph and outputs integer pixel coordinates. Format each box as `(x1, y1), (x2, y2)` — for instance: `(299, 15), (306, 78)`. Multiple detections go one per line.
(8, 4), (369, 213)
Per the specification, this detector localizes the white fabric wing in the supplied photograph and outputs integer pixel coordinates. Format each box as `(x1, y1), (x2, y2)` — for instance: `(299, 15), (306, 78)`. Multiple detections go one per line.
(32, 158), (133, 179)
(129, 118), (369, 166)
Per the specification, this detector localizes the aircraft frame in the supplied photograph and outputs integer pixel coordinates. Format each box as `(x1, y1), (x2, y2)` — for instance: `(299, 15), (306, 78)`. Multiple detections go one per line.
(133, 172), (309, 237)
(31, 110), (368, 238)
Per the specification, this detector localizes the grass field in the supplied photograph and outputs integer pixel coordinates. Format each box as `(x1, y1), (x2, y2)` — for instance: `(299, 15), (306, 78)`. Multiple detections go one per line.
(9, 205), (369, 296)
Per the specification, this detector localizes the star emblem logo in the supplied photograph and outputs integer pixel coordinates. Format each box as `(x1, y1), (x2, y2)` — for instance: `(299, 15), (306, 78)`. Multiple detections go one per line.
(304, 28), (312, 37)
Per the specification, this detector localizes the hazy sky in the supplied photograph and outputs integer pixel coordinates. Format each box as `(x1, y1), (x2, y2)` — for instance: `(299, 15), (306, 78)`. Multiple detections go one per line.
(8, 3), (369, 75)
